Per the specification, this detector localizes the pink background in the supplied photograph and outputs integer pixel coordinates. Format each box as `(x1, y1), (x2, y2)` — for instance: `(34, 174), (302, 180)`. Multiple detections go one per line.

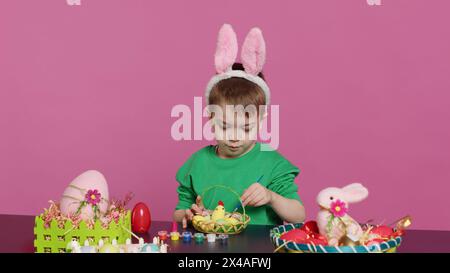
(1, 0), (449, 230)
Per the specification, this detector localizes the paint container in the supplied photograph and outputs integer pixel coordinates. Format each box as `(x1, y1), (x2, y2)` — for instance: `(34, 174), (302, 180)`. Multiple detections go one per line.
(158, 230), (168, 241)
(218, 234), (229, 245)
(206, 233), (216, 243)
(194, 233), (205, 243)
(182, 231), (192, 243)
(170, 231), (180, 241)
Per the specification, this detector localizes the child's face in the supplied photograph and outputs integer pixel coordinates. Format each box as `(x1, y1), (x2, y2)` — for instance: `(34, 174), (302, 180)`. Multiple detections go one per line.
(210, 103), (262, 158)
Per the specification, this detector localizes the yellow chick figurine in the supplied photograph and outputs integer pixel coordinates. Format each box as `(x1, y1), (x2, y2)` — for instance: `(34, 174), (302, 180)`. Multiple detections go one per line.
(211, 200), (226, 221)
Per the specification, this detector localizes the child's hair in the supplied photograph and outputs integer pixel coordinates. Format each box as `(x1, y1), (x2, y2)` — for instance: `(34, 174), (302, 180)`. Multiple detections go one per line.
(208, 63), (266, 117)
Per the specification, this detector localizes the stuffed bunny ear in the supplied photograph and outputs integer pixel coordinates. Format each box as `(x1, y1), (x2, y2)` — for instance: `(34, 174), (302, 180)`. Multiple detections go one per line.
(341, 183), (369, 204)
(241, 27), (266, 75)
(214, 24), (238, 73)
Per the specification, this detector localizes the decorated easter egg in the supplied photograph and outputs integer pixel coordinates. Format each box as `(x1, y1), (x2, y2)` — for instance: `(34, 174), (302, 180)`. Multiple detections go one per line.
(280, 229), (309, 243)
(60, 170), (109, 221)
(300, 221), (319, 234)
(131, 202), (151, 233)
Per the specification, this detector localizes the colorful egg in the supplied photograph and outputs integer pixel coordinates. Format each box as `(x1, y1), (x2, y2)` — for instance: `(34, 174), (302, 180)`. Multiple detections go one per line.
(60, 170), (109, 221)
(131, 202), (151, 233)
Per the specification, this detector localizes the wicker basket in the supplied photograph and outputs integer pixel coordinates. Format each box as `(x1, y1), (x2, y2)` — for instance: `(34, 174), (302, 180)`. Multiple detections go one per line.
(270, 223), (402, 253)
(192, 185), (250, 234)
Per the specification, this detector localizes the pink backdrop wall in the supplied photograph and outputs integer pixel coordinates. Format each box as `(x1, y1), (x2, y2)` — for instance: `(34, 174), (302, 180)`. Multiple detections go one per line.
(1, 0), (449, 230)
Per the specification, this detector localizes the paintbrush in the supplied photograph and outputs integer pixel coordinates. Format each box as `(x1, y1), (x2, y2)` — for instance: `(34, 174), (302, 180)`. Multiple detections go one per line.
(233, 175), (264, 212)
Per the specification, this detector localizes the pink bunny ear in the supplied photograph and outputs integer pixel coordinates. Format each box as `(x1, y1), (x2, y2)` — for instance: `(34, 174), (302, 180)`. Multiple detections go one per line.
(241, 27), (266, 75)
(341, 183), (369, 204)
(214, 24), (238, 73)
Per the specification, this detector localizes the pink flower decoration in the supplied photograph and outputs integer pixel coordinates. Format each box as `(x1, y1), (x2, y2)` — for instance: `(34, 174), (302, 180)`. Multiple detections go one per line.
(330, 199), (348, 217)
(85, 189), (101, 206)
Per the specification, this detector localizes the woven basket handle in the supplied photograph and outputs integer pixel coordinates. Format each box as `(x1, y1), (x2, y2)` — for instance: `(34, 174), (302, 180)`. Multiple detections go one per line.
(200, 185), (246, 222)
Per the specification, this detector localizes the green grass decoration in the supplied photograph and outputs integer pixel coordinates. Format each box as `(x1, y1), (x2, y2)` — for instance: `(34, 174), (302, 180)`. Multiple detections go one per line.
(33, 211), (131, 253)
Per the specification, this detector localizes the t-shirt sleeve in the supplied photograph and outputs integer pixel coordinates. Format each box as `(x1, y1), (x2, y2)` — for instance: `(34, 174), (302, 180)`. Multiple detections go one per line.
(267, 158), (302, 204)
(175, 154), (197, 210)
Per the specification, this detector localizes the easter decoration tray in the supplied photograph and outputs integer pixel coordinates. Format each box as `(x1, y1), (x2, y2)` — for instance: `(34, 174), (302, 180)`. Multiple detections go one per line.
(192, 185), (250, 235)
(270, 222), (405, 253)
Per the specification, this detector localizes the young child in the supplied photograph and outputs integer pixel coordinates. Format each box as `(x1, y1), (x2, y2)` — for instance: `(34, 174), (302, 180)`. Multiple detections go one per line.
(173, 24), (305, 227)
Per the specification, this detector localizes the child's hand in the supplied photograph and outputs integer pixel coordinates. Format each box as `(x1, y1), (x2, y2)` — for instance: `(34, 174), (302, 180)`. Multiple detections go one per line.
(182, 196), (206, 228)
(241, 183), (273, 207)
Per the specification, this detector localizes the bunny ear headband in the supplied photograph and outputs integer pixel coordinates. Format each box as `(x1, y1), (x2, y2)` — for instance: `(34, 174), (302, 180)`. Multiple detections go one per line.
(205, 24), (271, 105)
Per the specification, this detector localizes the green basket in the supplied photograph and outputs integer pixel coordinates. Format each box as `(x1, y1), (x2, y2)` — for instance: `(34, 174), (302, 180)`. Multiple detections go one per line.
(34, 211), (131, 253)
(192, 185), (250, 235)
(270, 223), (402, 253)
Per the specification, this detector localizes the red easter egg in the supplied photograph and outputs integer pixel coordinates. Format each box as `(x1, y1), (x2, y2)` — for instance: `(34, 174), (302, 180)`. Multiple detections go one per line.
(132, 202), (151, 233)
(300, 221), (319, 234)
(280, 229), (309, 243)
(370, 226), (394, 239)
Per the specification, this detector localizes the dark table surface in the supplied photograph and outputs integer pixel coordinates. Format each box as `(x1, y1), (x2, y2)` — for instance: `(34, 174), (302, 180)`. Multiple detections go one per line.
(2, 214), (449, 253)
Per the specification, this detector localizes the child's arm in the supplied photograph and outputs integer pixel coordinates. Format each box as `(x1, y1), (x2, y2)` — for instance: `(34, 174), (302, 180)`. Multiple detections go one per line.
(241, 183), (306, 223)
(268, 190), (306, 223)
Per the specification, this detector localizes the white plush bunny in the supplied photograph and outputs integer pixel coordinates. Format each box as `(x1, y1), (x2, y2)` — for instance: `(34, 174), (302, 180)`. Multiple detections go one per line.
(316, 183), (369, 246)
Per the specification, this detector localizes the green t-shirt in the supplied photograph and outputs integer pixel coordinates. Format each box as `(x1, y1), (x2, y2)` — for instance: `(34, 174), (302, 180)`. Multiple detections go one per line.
(175, 142), (302, 225)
